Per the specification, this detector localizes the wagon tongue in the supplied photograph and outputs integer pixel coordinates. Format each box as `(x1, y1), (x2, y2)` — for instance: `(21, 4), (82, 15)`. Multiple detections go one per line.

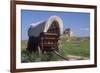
(51, 47), (69, 61)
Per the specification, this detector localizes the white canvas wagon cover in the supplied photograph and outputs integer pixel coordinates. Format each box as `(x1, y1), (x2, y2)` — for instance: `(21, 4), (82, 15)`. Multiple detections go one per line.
(28, 16), (63, 37)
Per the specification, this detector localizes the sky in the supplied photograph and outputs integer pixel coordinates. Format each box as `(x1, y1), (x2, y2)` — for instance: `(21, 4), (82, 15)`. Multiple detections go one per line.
(21, 10), (90, 40)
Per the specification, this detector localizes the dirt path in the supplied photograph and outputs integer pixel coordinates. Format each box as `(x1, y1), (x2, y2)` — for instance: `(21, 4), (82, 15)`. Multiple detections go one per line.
(60, 55), (88, 61)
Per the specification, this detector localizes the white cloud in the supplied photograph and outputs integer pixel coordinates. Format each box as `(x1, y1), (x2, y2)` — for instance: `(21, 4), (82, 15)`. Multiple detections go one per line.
(80, 28), (89, 31)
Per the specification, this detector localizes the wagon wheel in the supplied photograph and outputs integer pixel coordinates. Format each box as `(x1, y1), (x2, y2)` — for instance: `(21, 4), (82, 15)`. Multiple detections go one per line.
(38, 45), (42, 56)
(36, 45), (42, 61)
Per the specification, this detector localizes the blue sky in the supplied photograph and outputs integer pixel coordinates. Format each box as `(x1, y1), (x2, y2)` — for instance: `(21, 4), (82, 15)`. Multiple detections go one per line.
(21, 10), (90, 40)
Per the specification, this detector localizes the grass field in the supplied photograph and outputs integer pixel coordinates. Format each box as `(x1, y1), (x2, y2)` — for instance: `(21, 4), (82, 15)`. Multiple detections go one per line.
(21, 36), (90, 63)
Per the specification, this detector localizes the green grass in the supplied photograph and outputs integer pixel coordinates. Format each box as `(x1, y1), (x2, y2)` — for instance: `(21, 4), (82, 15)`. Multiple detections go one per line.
(21, 50), (62, 63)
(59, 37), (90, 58)
(21, 36), (90, 62)
(21, 40), (27, 50)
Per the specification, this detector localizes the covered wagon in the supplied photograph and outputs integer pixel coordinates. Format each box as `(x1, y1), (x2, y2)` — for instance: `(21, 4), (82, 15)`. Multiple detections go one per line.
(26, 16), (63, 53)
